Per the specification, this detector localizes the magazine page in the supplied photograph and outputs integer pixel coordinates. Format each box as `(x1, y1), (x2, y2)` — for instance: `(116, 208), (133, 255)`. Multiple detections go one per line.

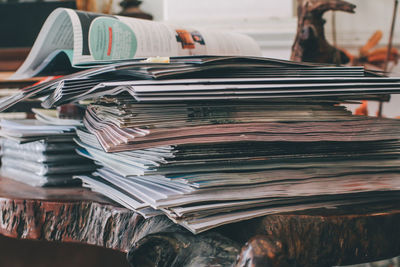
(11, 8), (76, 79)
(73, 10), (261, 63)
(12, 8), (261, 79)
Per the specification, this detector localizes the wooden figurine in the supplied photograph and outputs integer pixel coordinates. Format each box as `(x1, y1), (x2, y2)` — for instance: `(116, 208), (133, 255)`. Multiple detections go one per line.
(291, 0), (356, 64)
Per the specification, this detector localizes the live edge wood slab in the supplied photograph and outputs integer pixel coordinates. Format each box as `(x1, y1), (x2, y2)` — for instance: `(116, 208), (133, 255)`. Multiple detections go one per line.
(1, 176), (400, 267)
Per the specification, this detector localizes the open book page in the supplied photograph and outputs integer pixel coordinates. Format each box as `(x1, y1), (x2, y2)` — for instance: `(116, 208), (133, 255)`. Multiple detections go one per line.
(11, 8), (261, 79)
(12, 9), (75, 79)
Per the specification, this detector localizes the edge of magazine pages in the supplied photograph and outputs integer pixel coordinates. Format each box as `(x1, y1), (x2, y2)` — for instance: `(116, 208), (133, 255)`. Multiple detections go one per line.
(11, 8), (261, 80)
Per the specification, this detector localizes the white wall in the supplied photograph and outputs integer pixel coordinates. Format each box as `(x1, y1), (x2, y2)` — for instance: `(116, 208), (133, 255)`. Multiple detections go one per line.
(142, 0), (294, 22)
(325, 0), (400, 49)
(160, 0), (293, 22)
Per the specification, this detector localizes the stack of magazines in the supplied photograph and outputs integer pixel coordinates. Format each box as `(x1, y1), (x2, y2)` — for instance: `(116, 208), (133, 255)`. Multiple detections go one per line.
(73, 97), (400, 233)
(0, 110), (95, 187)
(3, 56), (400, 232)
(2, 8), (400, 233)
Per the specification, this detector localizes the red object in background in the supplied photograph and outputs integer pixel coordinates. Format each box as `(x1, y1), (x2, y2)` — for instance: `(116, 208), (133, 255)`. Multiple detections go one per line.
(30, 76), (63, 87)
(354, 100), (369, 116)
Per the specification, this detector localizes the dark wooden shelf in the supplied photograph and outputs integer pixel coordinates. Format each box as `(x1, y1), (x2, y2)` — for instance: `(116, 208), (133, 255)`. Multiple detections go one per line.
(0, 48), (30, 71)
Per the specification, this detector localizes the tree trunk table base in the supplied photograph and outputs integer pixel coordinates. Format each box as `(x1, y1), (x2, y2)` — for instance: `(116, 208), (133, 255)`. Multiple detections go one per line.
(1, 176), (400, 267)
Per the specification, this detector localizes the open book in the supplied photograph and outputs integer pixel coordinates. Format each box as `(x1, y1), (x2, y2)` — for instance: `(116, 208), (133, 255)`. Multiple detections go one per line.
(12, 8), (261, 79)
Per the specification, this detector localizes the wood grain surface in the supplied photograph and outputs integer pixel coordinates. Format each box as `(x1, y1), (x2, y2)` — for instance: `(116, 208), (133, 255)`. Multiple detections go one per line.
(1, 176), (400, 266)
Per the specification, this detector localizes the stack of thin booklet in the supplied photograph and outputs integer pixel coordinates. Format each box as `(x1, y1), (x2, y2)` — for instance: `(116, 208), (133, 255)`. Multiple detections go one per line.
(0, 56), (395, 112)
(0, 111), (95, 187)
(73, 97), (400, 233)
(2, 56), (400, 233)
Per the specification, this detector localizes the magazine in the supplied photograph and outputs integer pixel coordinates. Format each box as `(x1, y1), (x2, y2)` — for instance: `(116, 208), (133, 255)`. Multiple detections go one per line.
(12, 8), (261, 79)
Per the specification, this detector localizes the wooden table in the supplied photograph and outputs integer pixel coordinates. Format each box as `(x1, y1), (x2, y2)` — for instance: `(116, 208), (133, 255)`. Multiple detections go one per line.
(1, 176), (400, 267)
